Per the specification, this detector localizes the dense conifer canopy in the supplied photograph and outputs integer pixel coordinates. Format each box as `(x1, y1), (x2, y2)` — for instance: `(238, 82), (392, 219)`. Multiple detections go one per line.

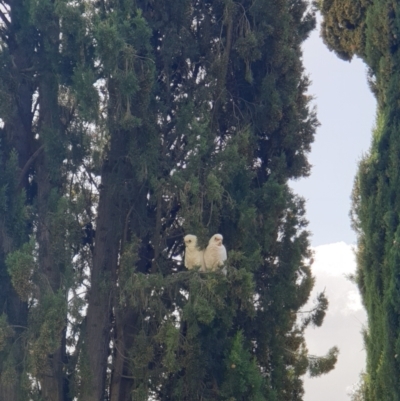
(321, 0), (400, 399)
(0, 0), (337, 400)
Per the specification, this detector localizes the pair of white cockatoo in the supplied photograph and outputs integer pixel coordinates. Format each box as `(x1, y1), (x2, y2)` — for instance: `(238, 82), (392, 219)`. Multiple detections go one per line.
(184, 233), (227, 273)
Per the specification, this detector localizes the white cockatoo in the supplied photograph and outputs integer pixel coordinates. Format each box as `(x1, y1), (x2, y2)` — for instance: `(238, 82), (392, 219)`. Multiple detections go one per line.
(204, 234), (227, 272)
(184, 234), (205, 270)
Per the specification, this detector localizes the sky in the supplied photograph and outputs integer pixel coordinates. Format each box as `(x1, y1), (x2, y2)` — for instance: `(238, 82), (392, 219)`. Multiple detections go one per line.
(291, 17), (377, 247)
(291, 15), (377, 401)
(302, 243), (366, 401)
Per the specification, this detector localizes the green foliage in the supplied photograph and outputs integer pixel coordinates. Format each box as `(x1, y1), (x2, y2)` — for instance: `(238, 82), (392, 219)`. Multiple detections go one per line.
(320, 0), (400, 103)
(29, 291), (67, 375)
(349, 372), (370, 401)
(157, 321), (180, 373)
(0, 0), (337, 399)
(72, 66), (99, 121)
(352, 106), (400, 400)
(333, 0), (400, 394)
(319, 0), (368, 60)
(300, 291), (329, 328)
(220, 331), (266, 401)
(308, 346), (339, 377)
(0, 314), (14, 353)
(6, 241), (36, 301)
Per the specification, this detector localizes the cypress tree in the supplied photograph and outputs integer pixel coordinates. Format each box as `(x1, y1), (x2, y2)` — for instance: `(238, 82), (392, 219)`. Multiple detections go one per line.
(321, 0), (400, 399)
(0, 0), (338, 400)
(0, 0), (96, 399)
(0, 1), (37, 399)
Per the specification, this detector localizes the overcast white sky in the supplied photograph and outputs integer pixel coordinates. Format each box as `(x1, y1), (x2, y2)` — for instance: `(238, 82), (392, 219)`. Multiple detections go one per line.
(303, 243), (366, 401)
(291, 15), (377, 401)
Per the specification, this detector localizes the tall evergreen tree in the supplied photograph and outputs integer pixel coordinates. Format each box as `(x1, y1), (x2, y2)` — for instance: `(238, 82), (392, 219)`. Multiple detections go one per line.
(321, 0), (400, 400)
(0, 1), (36, 398)
(0, 0), (337, 400)
(0, 0), (96, 399)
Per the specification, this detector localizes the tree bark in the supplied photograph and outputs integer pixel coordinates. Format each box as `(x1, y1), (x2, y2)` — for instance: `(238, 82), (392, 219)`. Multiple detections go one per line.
(82, 128), (128, 400)
(109, 310), (137, 401)
(34, 15), (65, 397)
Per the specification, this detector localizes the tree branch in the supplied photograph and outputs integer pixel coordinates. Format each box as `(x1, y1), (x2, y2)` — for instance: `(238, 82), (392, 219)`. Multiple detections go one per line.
(18, 144), (44, 188)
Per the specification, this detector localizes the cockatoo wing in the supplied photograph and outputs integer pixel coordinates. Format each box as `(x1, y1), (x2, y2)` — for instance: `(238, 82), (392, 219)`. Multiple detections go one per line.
(220, 245), (227, 262)
(203, 244), (214, 270)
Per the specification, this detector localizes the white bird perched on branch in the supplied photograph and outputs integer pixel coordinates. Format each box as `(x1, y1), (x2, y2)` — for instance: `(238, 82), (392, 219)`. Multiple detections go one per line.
(184, 234), (205, 270)
(204, 233), (227, 273)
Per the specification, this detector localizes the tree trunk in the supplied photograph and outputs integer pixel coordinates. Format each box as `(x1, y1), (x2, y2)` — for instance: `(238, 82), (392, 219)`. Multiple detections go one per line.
(82, 129), (128, 400)
(110, 310), (136, 401)
(34, 21), (65, 397)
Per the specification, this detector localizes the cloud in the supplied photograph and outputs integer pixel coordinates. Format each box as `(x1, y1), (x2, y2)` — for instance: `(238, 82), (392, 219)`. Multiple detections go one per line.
(311, 241), (356, 277)
(304, 242), (366, 401)
(309, 242), (362, 316)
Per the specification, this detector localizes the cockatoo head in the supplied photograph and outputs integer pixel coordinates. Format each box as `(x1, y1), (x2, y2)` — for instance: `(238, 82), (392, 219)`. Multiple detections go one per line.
(210, 234), (223, 246)
(184, 234), (198, 249)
